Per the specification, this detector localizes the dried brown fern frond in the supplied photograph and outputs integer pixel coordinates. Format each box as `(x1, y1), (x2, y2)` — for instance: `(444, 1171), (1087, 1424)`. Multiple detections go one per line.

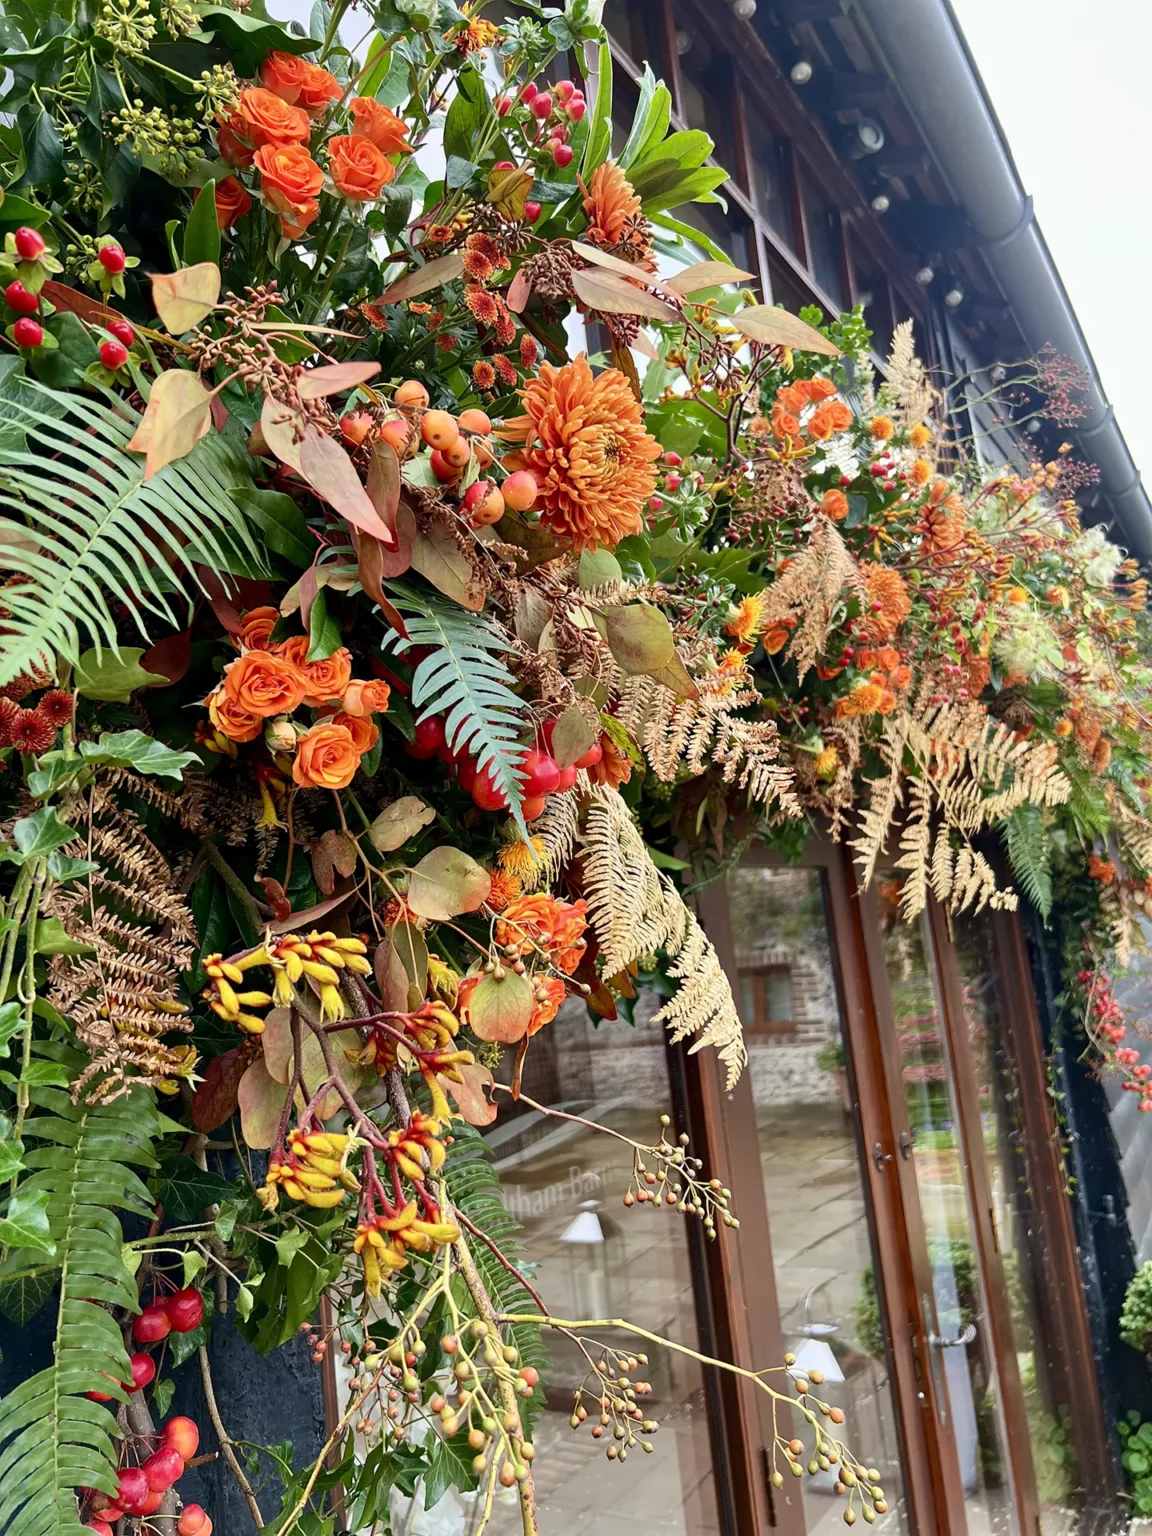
(46, 774), (197, 1102)
(761, 517), (866, 682)
(851, 703), (1071, 920)
(881, 320), (937, 431)
(580, 787), (746, 1086)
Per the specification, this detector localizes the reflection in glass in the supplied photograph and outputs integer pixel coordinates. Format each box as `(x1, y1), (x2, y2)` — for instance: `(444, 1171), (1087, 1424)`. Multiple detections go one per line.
(475, 999), (721, 1536)
(952, 915), (1079, 1534)
(800, 182), (844, 311)
(725, 867), (911, 1535)
(747, 112), (796, 252)
(875, 877), (1015, 1536)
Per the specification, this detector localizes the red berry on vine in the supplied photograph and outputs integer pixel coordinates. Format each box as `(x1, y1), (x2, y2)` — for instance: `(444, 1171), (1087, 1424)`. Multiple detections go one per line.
(100, 339), (128, 371)
(566, 99), (586, 122)
(471, 768), (508, 812)
(531, 92), (552, 118)
(133, 1305), (171, 1343)
(144, 1446), (185, 1491)
(14, 226), (46, 260)
(127, 1352), (156, 1393)
(5, 280), (38, 314)
(108, 319), (134, 348)
(116, 1467), (150, 1515)
(166, 1287), (204, 1333)
(494, 94), (511, 116)
(12, 317), (43, 348)
(413, 716), (446, 753)
(555, 763), (578, 791)
(178, 1506), (212, 1536)
(521, 795), (547, 821)
(523, 200), (542, 224)
(551, 140), (573, 168)
(97, 241), (126, 274)
(521, 748), (560, 797)
(162, 1416), (200, 1461)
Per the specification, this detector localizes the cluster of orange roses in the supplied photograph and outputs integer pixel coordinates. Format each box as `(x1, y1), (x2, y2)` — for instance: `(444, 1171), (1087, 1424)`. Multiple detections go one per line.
(204, 607), (390, 791)
(457, 892), (589, 1040)
(749, 375), (853, 457)
(207, 51), (412, 237)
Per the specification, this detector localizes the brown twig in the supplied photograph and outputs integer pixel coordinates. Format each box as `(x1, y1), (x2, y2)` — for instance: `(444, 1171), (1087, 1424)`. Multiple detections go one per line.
(197, 1344), (266, 1528)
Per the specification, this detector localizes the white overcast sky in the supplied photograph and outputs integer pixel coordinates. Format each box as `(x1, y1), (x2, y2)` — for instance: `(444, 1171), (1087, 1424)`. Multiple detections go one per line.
(950, 1), (1152, 484)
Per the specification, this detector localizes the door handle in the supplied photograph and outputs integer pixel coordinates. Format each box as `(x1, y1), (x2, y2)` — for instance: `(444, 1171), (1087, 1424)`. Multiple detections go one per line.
(927, 1322), (977, 1349)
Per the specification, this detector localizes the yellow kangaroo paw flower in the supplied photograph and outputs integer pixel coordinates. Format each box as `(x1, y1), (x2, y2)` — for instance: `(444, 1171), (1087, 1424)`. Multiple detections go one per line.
(299, 1185), (347, 1209)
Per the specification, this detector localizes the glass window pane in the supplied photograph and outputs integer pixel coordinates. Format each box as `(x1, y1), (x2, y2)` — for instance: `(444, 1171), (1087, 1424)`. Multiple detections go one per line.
(725, 866), (913, 1534)
(481, 998), (722, 1535)
(800, 181), (845, 312)
(747, 111), (796, 252)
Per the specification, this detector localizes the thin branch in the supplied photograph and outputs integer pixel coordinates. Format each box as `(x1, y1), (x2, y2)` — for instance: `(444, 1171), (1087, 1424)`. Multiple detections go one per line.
(198, 1344), (266, 1529)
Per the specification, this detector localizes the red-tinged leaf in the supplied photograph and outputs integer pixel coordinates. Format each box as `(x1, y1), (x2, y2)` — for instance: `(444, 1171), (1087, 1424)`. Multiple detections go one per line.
(375, 920), (428, 1012)
(604, 604), (697, 698)
(493, 510), (564, 574)
(443, 1063), (497, 1126)
(268, 891), (354, 934)
(142, 629), (191, 686)
(376, 252), (465, 304)
(572, 267), (681, 323)
(409, 516), (487, 610)
(299, 426), (395, 543)
(261, 395), (305, 472)
(39, 280), (125, 327)
(298, 564), (320, 631)
(127, 369), (213, 478)
(237, 1058), (288, 1150)
(570, 241), (667, 285)
(464, 969), (534, 1043)
(729, 304), (842, 355)
(487, 164), (532, 220)
(191, 1046), (250, 1133)
(353, 523), (411, 634)
(311, 828), (358, 895)
(210, 394), (229, 431)
(505, 267), (532, 313)
(366, 441), (401, 530)
(296, 361), (382, 400)
(550, 705), (596, 768)
(406, 846), (491, 920)
(261, 877), (292, 922)
(151, 262), (221, 333)
(632, 330), (659, 361)
(192, 563), (244, 636)
(663, 260), (755, 295)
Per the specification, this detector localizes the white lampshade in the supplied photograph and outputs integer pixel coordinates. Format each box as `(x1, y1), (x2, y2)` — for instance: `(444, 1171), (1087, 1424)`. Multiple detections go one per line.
(790, 1338), (845, 1384)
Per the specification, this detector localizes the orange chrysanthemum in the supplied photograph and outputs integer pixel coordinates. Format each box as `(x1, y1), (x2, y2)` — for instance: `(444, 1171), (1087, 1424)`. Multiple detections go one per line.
(501, 355), (661, 552)
(581, 161), (651, 258)
(485, 868), (522, 912)
(724, 592), (770, 646)
(834, 681), (886, 720)
(860, 563), (911, 642)
(472, 360), (496, 390)
(492, 353), (518, 388)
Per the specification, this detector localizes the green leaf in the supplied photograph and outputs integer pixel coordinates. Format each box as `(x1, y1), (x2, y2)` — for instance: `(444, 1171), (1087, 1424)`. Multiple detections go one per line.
(46, 851), (99, 882)
(25, 753), (83, 799)
(381, 585), (531, 836)
(464, 969), (534, 1043)
(0, 383), (267, 687)
(235, 1282), (254, 1321)
(17, 102), (63, 188)
(184, 179), (221, 269)
(16, 1063), (72, 1088)
(0, 1186), (54, 1254)
(274, 1228), (311, 1268)
(406, 846), (491, 921)
(578, 548), (622, 589)
(151, 1377), (175, 1418)
(33, 918), (95, 956)
(0, 1136), (24, 1178)
(0, 1266), (55, 1324)
(74, 649), (168, 703)
(195, 7), (320, 72)
(424, 1430), (478, 1509)
(79, 729), (199, 781)
(580, 38), (612, 177)
(13, 807), (75, 858)
(619, 68), (669, 171)
(152, 1156), (235, 1223)
(442, 63), (493, 162)
(229, 487), (313, 569)
(306, 587), (342, 662)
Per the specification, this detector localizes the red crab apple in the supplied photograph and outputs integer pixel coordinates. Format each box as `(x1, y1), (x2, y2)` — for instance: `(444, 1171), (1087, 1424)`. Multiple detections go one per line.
(165, 1287), (204, 1333)
(520, 748), (560, 797)
(501, 471), (537, 512)
(144, 1446), (185, 1491)
(85, 1523), (114, 1536)
(133, 1304), (171, 1343)
(162, 1416), (200, 1461)
(128, 1352), (156, 1393)
(574, 739), (603, 770)
(116, 1467), (149, 1515)
(179, 1507), (213, 1536)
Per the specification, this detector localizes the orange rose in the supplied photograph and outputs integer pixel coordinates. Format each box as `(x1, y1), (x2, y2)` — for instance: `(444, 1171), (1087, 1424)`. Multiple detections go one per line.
(762, 623), (793, 656)
(217, 112), (254, 169)
(205, 176), (252, 230)
(877, 647), (901, 669)
(239, 606), (280, 651)
(332, 710), (378, 753)
(342, 678), (392, 717)
(207, 686), (262, 743)
(328, 134), (393, 200)
(807, 407), (835, 441)
(223, 651), (307, 718)
(772, 408), (801, 440)
(297, 62), (343, 116)
(803, 376), (837, 402)
(293, 722), (360, 789)
(236, 87), (311, 148)
(253, 142), (323, 237)
(259, 50), (340, 114)
(349, 98), (412, 155)
(279, 640), (352, 705)
(889, 665), (912, 689)
(774, 384), (805, 415)
(820, 489), (849, 520)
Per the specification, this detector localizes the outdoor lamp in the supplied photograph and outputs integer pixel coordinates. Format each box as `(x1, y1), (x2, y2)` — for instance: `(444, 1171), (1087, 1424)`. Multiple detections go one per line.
(790, 58), (813, 85)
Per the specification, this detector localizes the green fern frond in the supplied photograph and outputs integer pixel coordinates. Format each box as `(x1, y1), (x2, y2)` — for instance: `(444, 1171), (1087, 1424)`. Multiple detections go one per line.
(0, 382), (267, 686)
(0, 1044), (161, 1536)
(381, 584), (529, 834)
(1003, 803), (1053, 921)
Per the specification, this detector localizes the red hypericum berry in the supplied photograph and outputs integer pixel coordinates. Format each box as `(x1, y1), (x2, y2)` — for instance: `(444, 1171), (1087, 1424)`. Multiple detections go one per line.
(166, 1288), (204, 1333)
(100, 339), (128, 371)
(14, 226), (46, 260)
(554, 79), (575, 102)
(128, 1353), (156, 1393)
(494, 93), (512, 115)
(555, 763), (578, 791)
(521, 748), (560, 797)
(133, 1305), (171, 1344)
(12, 317), (43, 348)
(163, 1417), (200, 1462)
(117, 1468), (150, 1515)
(551, 141), (573, 168)
(573, 740), (603, 770)
(97, 241), (126, 275)
(648, 495), (663, 511)
(493, 159), (514, 171)
(108, 319), (134, 348)
(663, 451), (682, 467)
(519, 82), (538, 104)
(144, 1446), (186, 1492)
(665, 472), (682, 491)
(566, 99), (586, 122)
(471, 769), (508, 812)
(531, 92), (552, 118)
(523, 200), (542, 223)
(5, 280), (38, 314)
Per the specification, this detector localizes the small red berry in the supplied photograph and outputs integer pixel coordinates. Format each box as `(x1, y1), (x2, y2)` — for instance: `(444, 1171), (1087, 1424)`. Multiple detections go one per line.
(493, 160), (515, 171)
(554, 79), (575, 102)
(519, 82), (538, 104)
(471, 769), (508, 812)
(12, 317), (42, 348)
(85, 1523), (114, 1536)
(97, 241), (126, 274)
(108, 319), (134, 348)
(665, 472), (682, 491)
(127, 1353), (156, 1393)
(166, 1287), (204, 1333)
(144, 1446), (185, 1492)
(100, 339), (128, 371)
(494, 94), (512, 116)
(5, 280), (38, 314)
(531, 92), (553, 118)
(551, 141), (574, 168)
(523, 200), (542, 224)
(573, 740), (603, 770)
(663, 451), (682, 466)
(413, 716), (446, 753)
(566, 99), (586, 122)
(14, 227), (46, 260)
(117, 1468), (150, 1515)
(133, 1305), (171, 1343)
(555, 763), (578, 791)
(519, 1365), (540, 1388)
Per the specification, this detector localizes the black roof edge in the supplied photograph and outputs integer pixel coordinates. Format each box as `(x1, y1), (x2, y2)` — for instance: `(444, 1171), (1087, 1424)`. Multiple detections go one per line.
(848, 0), (1152, 564)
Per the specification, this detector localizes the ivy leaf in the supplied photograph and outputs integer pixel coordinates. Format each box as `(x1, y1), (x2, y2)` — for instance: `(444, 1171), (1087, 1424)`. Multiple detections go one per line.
(152, 1156), (235, 1223)
(0, 1265), (55, 1324)
(75, 647), (168, 702)
(0, 1135), (24, 1179)
(32, 918), (95, 956)
(79, 728), (199, 780)
(150, 263), (221, 334)
(0, 1002), (21, 1058)
(151, 1377), (176, 1417)
(406, 847), (491, 920)
(0, 1186), (55, 1255)
(46, 851), (99, 882)
(275, 1228), (310, 1267)
(195, 6), (319, 72)
(13, 806), (76, 858)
